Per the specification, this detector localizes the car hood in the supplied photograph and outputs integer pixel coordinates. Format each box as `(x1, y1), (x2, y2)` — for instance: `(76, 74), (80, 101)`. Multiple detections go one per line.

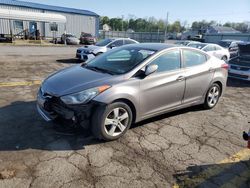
(78, 45), (103, 51)
(42, 65), (119, 97)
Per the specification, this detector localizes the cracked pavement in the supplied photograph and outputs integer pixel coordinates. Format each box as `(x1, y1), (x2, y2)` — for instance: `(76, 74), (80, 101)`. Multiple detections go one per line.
(0, 46), (249, 188)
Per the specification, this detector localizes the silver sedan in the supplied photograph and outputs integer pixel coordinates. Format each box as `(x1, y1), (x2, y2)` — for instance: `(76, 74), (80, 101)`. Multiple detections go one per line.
(38, 43), (228, 140)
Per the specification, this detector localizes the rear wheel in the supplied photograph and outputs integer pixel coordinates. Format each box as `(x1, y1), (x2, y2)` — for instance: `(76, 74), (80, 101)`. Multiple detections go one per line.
(92, 102), (133, 141)
(221, 56), (227, 62)
(204, 83), (221, 109)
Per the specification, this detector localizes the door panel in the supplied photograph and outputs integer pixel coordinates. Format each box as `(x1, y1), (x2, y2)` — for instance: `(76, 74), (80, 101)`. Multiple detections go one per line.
(182, 49), (214, 103)
(139, 49), (186, 118)
(140, 70), (186, 117)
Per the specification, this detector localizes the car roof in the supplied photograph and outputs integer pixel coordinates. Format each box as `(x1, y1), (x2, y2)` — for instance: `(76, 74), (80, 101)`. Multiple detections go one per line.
(220, 39), (242, 42)
(124, 43), (177, 51)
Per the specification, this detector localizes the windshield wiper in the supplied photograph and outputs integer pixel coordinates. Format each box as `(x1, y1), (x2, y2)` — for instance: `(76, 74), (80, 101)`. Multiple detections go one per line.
(86, 66), (115, 75)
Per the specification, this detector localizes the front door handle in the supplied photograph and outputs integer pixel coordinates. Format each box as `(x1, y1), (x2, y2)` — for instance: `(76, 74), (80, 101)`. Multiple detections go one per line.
(176, 76), (185, 81)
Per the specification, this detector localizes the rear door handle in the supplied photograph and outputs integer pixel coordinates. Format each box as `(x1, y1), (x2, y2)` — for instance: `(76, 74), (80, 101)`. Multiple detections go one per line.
(176, 76), (185, 81)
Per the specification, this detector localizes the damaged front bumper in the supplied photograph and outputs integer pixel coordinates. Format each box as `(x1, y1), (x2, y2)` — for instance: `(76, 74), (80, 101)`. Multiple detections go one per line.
(37, 89), (104, 128)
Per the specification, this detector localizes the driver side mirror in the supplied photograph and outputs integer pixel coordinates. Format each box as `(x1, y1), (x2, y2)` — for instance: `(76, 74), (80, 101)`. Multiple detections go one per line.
(145, 64), (158, 76)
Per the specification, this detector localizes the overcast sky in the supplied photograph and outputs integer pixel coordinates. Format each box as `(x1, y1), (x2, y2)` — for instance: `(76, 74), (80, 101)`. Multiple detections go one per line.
(23, 0), (250, 24)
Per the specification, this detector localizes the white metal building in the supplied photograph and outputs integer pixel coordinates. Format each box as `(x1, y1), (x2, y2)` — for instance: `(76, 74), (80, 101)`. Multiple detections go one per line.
(0, 0), (99, 38)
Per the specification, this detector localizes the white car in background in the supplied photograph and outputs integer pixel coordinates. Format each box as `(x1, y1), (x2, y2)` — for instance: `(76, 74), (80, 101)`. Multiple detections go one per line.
(188, 43), (230, 61)
(76, 38), (139, 62)
(174, 40), (200, 46)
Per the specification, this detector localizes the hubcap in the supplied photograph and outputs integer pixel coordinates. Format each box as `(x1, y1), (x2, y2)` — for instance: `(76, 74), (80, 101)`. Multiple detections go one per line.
(104, 107), (129, 137)
(207, 86), (220, 107)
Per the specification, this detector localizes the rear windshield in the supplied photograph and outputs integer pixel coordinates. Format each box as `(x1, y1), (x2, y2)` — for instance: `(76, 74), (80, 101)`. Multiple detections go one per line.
(188, 43), (207, 49)
(96, 39), (114, 47)
(219, 41), (231, 48)
(174, 41), (189, 46)
(82, 33), (92, 37)
(239, 44), (250, 55)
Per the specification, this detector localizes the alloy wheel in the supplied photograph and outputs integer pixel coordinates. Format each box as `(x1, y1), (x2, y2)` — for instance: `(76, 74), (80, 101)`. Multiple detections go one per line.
(207, 86), (220, 107)
(104, 107), (129, 137)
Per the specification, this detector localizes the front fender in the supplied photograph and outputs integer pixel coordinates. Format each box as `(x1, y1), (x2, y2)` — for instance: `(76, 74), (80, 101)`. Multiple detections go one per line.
(93, 79), (140, 121)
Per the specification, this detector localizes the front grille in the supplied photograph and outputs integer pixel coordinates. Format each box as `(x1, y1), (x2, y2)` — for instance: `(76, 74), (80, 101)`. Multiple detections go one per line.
(84, 50), (91, 54)
(230, 65), (250, 71)
(229, 73), (249, 79)
(229, 58), (250, 67)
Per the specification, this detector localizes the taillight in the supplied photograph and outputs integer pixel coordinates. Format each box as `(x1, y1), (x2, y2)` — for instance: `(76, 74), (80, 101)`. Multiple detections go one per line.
(221, 63), (229, 70)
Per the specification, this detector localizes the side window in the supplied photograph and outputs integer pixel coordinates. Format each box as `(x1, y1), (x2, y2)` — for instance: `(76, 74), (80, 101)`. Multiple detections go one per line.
(214, 45), (222, 51)
(109, 40), (123, 47)
(149, 50), (181, 73)
(183, 50), (207, 67)
(203, 45), (215, 52)
(125, 40), (136, 45)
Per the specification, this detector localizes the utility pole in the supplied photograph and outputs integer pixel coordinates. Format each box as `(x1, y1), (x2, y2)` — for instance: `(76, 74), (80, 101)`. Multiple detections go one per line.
(164, 12), (169, 42)
(121, 15), (124, 31)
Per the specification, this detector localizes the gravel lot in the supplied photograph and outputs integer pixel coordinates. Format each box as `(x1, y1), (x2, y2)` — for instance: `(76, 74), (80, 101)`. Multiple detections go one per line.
(0, 46), (249, 188)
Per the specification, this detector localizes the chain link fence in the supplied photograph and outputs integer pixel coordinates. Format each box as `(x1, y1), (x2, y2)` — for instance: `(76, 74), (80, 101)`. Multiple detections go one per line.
(100, 31), (167, 43)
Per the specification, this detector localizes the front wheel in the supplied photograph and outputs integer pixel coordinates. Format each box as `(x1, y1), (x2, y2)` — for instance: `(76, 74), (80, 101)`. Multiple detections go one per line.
(92, 102), (133, 141)
(204, 83), (221, 109)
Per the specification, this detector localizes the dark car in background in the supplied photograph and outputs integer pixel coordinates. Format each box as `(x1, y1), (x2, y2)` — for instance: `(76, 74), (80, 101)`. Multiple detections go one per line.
(80, 32), (96, 45)
(219, 40), (242, 58)
(0, 34), (12, 43)
(228, 42), (250, 81)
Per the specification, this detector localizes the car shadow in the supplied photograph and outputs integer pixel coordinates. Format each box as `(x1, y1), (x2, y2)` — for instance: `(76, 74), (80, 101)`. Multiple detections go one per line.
(0, 101), (102, 151)
(0, 101), (205, 151)
(174, 159), (250, 188)
(133, 105), (204, 129)
(227, 78), (250, 88)
(56, 58), (82, 64)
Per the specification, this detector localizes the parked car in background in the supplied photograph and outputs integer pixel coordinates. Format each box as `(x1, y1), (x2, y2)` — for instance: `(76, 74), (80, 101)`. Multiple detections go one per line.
(61, 34), (80, 45)
(0, 34), (12, 43)
(76, 38), (139, 61)
(188, 43), (230, 61)
(174, 40), (200, 46)
(38, 43), (228, 141)
(228, 42), (250, 81)
(80, 32), (96, 45)
(219, 39), (242, 58)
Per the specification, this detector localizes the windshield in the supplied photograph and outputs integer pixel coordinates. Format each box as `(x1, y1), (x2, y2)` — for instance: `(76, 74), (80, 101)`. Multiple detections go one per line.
(96, 39), (114, 47)
(85, 47), (156, 75)
(82, 33), (92, 37)
(219, 41), (231, 48)
(239, 44), (250, 55)
(188, 43), (207, 49)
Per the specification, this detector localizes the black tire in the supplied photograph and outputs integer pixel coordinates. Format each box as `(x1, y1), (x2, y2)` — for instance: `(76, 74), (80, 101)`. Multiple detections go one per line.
(204, 83), (221, 109)
(221, 56), (227, 62)
(91, 102), (133, 141)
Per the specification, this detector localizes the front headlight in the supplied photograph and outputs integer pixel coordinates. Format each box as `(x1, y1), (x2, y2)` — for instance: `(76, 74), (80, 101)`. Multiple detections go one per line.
(60, 85), (111, 105)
